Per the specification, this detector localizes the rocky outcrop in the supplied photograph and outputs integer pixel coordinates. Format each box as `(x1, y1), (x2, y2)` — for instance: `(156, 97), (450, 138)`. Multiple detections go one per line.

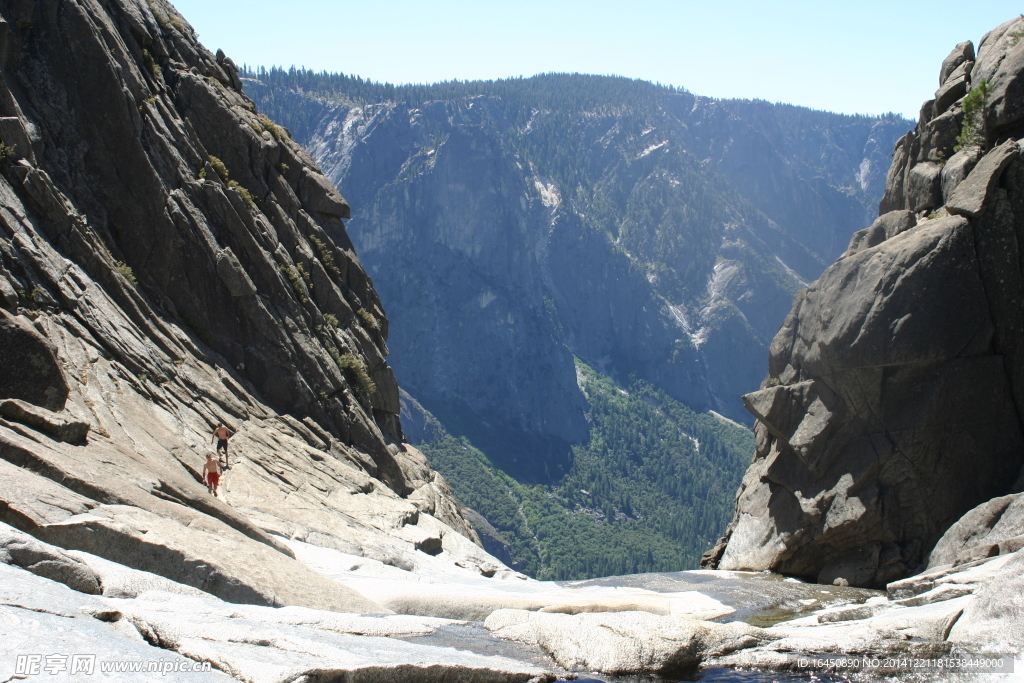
(926, 492), (1024, 568)
(947, 550), (1024, 651)
(485, 609), (767, 676)
(705, 22), (1024, 587)
(0, 522), (101, 594)
(0, 0), (497, 615)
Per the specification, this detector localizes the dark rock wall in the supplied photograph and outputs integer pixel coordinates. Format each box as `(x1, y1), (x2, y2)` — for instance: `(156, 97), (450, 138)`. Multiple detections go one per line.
(707, 18), (1024, 587)
(0, 0), (409, 492)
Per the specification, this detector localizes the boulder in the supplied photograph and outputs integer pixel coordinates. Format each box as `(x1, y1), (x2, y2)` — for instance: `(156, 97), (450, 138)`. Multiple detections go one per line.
(0, 273), (16, 309)
(879, 133), (913, 213)
(214, 246), (257, 297)
(941, 145), (984, 203)
(974, 17), (1024, 135)
(946, 139), (1020, 218)
(918, 110), (960, 162)
(933, 76), (968, 117)
(940, 40), (975, 85)
(485, 608), (765, 676)
(844, 210), (916, 257)
(927, 493), (1024, 569)
(973, 18), (1021, 83)
(905, 161), (943, 212)
(298, 166), (351, 218)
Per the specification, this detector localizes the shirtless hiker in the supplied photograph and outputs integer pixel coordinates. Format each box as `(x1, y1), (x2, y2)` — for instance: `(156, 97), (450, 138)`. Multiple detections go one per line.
(203, 454), (222, 496)
(211, 423), (234, 468)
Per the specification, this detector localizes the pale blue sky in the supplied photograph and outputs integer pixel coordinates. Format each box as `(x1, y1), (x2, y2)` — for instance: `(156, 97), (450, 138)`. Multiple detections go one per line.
(172, 1), (1019, 119)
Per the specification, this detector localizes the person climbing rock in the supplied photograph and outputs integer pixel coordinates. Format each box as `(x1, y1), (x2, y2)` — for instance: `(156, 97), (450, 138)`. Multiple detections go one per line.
(203, 453), (222, 496)
(212, 423), (234, 468)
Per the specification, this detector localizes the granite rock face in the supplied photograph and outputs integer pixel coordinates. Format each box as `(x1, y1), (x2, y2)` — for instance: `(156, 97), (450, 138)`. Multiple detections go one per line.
(947, 549), (1024, 651)
(0, 0), (496, 613)
(0, 307), (68, 410)
(926, 492), (1024, 568)
(706, 24), (1024, 587)
(0, 0), (409, 479)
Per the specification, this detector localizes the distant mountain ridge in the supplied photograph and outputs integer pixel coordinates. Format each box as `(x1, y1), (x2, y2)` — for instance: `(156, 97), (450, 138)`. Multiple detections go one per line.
(246, 69), (911, 469)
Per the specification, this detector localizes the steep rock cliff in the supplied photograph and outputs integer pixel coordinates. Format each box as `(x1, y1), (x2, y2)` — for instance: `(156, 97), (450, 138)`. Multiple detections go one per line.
(0, 0), (494, 609)
(705, 18), (1024, 587)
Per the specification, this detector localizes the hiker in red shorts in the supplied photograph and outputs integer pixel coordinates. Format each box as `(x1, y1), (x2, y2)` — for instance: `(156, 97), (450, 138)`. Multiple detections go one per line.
(203, 453), (222, 496)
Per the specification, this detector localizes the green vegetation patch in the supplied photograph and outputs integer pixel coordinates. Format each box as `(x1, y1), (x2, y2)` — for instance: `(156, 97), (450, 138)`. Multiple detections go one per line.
(227, 180), (255, 210)
(356, 307), (378, 331)
(326, 344), (377, 396)
(208, 155), (230, 183)
(258, 114), (288, 142)
(309, 234), (343, 280)
(955, 80), (991, 152)
(280, 263), (310, 303)
(115, 261), (137, 286)
(421, 361), (753, 580)
(142, 49), (163, 84)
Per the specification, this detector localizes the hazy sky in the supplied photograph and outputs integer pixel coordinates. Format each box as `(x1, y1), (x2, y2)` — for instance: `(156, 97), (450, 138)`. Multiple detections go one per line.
(172, 1), (1019, 119)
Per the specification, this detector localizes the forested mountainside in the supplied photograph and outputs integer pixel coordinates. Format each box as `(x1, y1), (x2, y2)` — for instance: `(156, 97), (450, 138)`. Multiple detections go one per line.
(244, 72), (912, 449)
(404, 362), (754, 579)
